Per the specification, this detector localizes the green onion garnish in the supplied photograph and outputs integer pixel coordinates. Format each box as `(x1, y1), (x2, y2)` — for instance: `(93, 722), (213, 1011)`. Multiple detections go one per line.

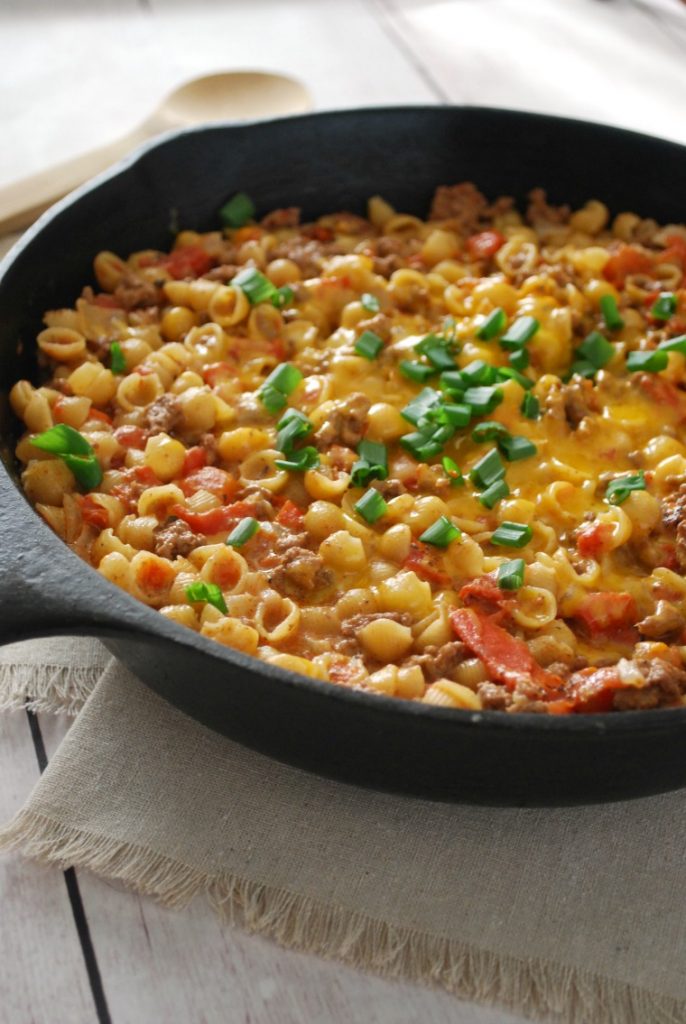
(428, 403), (471, 428)
(354, 487), (388, 524)
(567, 360), (597, 380)
(496, 366), (534, 390)
(521, 392), (540, 420)
(657, 334), (686, 355)
(626, 349), (669, 372)
(32, 424), (102, 490)
(462, 385), (504, 415)
(499, 316), (539, 351)
(509, 348), (529, 371)
(415, 334), (456, 371)
(419, 514), (461, 548)
(498, 435), (537, 462)
(258, 362), (303, 413)
(400, 432), (444, 461)
(361, 292), (381, 313)
(400, 387), (440, 426)
(479, 479), (510, 508)
(399, 360), (436, 383)
(226, 517), (260, 548)
(497, 558), (525, 591)
(491, 521), (533, 548)
(273, 285), (294, 309)
(442, 456), (465, 486)
(576, 331), (614, 370)
(276, 408), (312, 453)
(275, 446), (320, 472)
(470, 448), (506, 489)
(233, 267), (279, 305)
(600, 294), (624, 331)
(652, 292), (678, 321)
(439, 370), (467, 397)
(110, 341), (126, 375)
(219, 192), (255, 228)
(605, 470), (646, 505)
(471, 421), (509, 443)
(460, 360), (497, 386)
(185, 580), (228, 613)
(351, 439), (388, 486)
(355, 330), (384, 360)
(477, 307), (507, 341)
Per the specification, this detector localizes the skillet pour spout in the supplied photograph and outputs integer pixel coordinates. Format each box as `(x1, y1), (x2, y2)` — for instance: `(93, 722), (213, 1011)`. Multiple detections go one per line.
(2, 106), (686, 806)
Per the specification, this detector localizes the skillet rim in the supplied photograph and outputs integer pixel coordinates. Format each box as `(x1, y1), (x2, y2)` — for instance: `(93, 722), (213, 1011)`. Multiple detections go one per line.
(3, 102), (686, 739)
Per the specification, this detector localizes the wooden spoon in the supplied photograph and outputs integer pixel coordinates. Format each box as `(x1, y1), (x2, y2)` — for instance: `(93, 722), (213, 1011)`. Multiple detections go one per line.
(0, 71), (312, 235)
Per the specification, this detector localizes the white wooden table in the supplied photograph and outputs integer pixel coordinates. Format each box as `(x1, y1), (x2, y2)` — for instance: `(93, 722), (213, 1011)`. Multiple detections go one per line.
(2, 2), (685, 1021)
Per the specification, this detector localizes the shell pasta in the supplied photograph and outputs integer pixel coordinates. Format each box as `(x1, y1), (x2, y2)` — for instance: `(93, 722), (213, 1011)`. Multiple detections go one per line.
(11, 183), (686, 713)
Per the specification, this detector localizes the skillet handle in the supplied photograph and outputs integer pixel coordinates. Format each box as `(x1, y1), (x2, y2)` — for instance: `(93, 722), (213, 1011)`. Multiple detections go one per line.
(0, 466), (142, 645)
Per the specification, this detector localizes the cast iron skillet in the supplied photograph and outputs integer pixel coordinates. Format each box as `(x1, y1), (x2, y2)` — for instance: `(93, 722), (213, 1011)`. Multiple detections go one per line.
(1, 107), (685, 806)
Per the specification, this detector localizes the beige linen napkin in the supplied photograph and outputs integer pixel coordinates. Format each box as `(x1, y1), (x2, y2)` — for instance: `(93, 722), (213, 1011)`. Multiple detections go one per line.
(1, 641), (686, 1024)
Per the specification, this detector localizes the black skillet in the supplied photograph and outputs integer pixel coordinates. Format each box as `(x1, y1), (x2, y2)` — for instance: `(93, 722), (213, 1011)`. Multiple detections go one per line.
(1, 107), (685, 806)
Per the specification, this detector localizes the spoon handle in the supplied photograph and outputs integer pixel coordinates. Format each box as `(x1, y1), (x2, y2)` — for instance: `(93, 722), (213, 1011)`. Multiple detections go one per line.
(0, 130), (146, 235)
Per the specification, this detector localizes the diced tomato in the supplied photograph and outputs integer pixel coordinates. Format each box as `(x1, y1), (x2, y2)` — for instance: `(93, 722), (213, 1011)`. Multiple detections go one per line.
(233, 226), (263, 244)
(467, 230), (506, 260)
(659, 234), (686, 271)
(603, 245), (653, 286)
(573, 591), (637, 636)
(564, 666), (626, 713)
(576, 521), (613, 559)
(303, 225), (334, 242)
(77, 494), (110, 530)
(114, 425), (148, 449)
(638, 373), (683, 409)
(171, 501), (254, 535)
(459, 574), (512, 612)
(87, 408), (112, 425)
(181, 446), (207, 475)
(203, 362), (236, 388)
(269, 337), (287, 361)
(275, 499), (305, 530)
(407, 252), (428, 268)
(92, 293), (121, 308)
(180, 467), (238, 502)
(402, 541), (451, 587)
(161, 245), (214, 280)
(450, 607), (562, 693)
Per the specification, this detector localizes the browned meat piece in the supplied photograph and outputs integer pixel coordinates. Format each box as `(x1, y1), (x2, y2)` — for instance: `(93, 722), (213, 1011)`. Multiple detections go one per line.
(268, 238), (336, 277)
(526, 188), (571, 228)
(371, 478), (406, 499)
(662, 483), (686, 529)
(269, 548), (333, 598)
(154, 520), (201, 559)
(371, 236), (406, 278)
(562, 377), (600, 428)
(261, 207), (301, 230)
(113, 273), (162, 310)
(638, 600), (685, 639)
(204, 264), (240, 282)
(356, 313), (392, 343)
(613, 658), (686, 710)
(200, 432), (218, 464)
(429, 182), (489, 231)
(477, 681), (512, 711)
(314, 393), (371, 450)
(409, 641), (467, 682)
(677, 521), (686, 572)
(241, 485), (276, 520)
(341, 612), (412, 637)
(373, 253), (403, 278)
(144, 394), (182, 434)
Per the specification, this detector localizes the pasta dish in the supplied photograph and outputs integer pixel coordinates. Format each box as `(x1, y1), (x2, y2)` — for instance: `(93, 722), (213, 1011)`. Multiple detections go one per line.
(10, 183), (686, 713)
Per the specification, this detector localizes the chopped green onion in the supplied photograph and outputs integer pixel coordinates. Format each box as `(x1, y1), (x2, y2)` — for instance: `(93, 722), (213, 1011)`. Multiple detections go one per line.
(442, 456), (465, 486)
(479, 479), (510, 508)
(361, 293), (380, 313)
(355, 330), (384, 360)
(471, 421), (509, 443)
(600, 294), (624, 331)
(219, 192), (255, 228)
(32, 423), (93, 456)
(272, 285), (294, 309)
(185, 580), (228, 614)
(576, 331), (614, 370)
(626, 349), (669, 372)
(497, 558), (525, 591)
(491, 521), (533, 548)
(657, 334), (686, 355)
(477, 307), (507, 341)
(274, 446), (320, 472)
(258, 362), (303, 413)
(351, 439), (388, 486)
(428, 403), (471, 428)
(61, 454), (103, 489)
(419, 514), (461, 548)
(226, 517), (260, 548)
(415, 334), (456, 371)
(400, 432), (444, 461)
(567, 360), (597, 380)
(354, 487), (388, 524)
(233, 267), (279, 305)
(110, 341), (126, 375)
(399, 360), (436, 383)
(496, 366), (534, 390)
(439, 370), (467, 396)
(521, 392), (540, 420)
(470, 448), (506, 489)
(652, 292), (678, 321)
(462, 385), (504, 415)
(498, 435), (537, 462)
(605, 470), (646, 505)
(276, 408), (312, 453)
(499, 316), (539, 351)
(400, 387), (440, 426)
(509, 348), (529, 371)
(460, 360), (497, 386)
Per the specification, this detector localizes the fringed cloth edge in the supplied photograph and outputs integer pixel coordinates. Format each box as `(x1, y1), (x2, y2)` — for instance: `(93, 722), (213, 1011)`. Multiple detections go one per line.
(0, 663), (98, 715)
